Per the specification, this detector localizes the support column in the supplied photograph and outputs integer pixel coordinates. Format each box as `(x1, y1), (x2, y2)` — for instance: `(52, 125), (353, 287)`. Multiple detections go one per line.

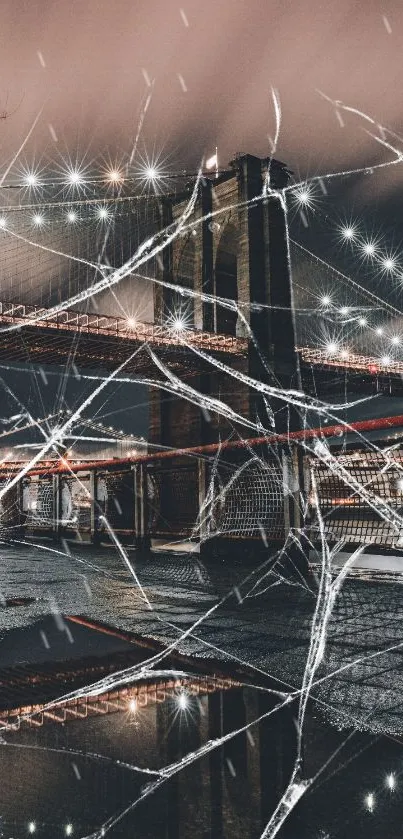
(208, 691), (224, 838)
(90, 470), (99, 544)
(133, 463), (150, 553)
(52, 474), (61, 539)
(16, 478), (24, 534)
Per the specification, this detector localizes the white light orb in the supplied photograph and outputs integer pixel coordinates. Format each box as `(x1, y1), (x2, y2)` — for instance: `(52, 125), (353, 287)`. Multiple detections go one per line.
(341, 226), (355, 240)
(340, 349), (349, 359)
(382, 355), (391, 365)
(297, 189), (310, 205)
(126, 317), (137, 329)
(67, 170), (82, 186)
(386, 772), (396, 791)
(33, 214), (44, 226)
(358, 317), (368, 327)
(376, 327), (384, 336)
(172, 317), (185, 332)
(97, 207), (109, 220)
(320, 295), (331, 306)
(28, 822), (36, 834)
(340, 306), (350, 316)
(326, 342), (338, 354)
(0, 216), (7, 229)
(362, 241), (376, 257)
(129, 699), (137, 713)
(67, 211), (77, 223)
(391, 335), (401, 345)
(145, 166), (159, 181)
(107, 168), (123, 184)
(65, 825), (73, 837)
(178, 692), (189, 710)
(365, 792), (375, 812)
(25, 172), (38, 187)
(383, 258), (396, 271)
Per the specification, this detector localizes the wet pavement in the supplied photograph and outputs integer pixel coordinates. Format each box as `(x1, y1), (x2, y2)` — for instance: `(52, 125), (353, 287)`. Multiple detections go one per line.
(0, 541), (403, 736)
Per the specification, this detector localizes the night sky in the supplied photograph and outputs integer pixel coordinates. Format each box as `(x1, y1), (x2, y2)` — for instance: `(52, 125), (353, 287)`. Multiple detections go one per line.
(0, 1), (402, 177)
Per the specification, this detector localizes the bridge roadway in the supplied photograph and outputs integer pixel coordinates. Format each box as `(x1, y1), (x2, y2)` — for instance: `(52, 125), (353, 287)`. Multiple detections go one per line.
(0, 299), (247, 376)
(1, 299), (403, 386)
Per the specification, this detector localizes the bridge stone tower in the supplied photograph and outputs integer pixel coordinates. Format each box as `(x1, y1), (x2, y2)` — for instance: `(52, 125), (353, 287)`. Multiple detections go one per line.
(150, 153), (300, 451)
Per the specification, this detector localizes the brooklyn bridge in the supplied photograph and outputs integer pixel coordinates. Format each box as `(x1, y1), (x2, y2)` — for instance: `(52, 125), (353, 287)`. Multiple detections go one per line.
(0, 152), (402, 566)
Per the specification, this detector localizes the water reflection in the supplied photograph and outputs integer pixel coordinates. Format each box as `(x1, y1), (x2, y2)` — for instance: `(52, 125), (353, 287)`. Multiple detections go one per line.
(1, 674), (403, 838)
(0, 683), (300, 839)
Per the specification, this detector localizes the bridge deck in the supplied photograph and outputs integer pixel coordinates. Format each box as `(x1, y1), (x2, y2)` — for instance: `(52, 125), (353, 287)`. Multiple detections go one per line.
(1, 300), (402, 383)
(0, 300), (247, 376)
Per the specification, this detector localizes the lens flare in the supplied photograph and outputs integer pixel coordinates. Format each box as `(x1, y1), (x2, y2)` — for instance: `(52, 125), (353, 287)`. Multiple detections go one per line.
(97, 206), (110, 221)
(340, 225), (356, 241)
(177, 692), (189, 710)
(386, 773), (396, 791)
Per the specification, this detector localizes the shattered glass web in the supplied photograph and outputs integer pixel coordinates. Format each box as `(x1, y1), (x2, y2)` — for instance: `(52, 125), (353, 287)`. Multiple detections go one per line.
(3, 92), (403, 837)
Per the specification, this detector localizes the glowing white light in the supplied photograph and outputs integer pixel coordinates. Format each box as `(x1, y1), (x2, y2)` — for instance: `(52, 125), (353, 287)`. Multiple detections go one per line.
(106, 168), (123, 184)
(382, 355), (391, 365)
(67, 211), (77, 223)
(0, 216), (7, 229)
(293, 183), (315, 210)
(383, 257), (396, 271)
(340, 306), (350, 316)
(376, 327), (384, 336)
(32, 214), (44, 227)
(361, 241), (377, 257)
(320, 295), (332, 306)
(65, 825), (73, 837)
(340, 349), (349, 359)
(172, 317), (185, 332)
(145, 166), (159, 181)
(365, 792), (375, 812)
(67, 170), (83, 186)
(177, 692), (189, 710)
(326, 342), (338, 354)
(358, 317), (368, 327)
(391, 335), (401, 345)
(126, 317), (137, 329)
(97, 207), (110, 221)
(386, 772), (396, 791)
(28, 822), (36, 834)
(25, 172), (38, 187)
(341, 225), (356, 241)
(129, 699), (137, 713)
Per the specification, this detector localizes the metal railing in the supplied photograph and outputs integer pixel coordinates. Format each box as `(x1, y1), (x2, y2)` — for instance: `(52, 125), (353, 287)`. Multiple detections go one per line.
(0, 300), (248, 355)
(299, 346), (403, 376)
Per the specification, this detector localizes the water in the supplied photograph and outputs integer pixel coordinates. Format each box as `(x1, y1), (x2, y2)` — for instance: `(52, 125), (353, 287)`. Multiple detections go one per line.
(0, 681), (402, 838)
(1, 541), (403, 837)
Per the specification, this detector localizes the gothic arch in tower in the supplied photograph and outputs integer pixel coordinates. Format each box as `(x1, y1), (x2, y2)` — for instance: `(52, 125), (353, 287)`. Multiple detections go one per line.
(215, 223), (239, 336)
(171, 235), (195, 326)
